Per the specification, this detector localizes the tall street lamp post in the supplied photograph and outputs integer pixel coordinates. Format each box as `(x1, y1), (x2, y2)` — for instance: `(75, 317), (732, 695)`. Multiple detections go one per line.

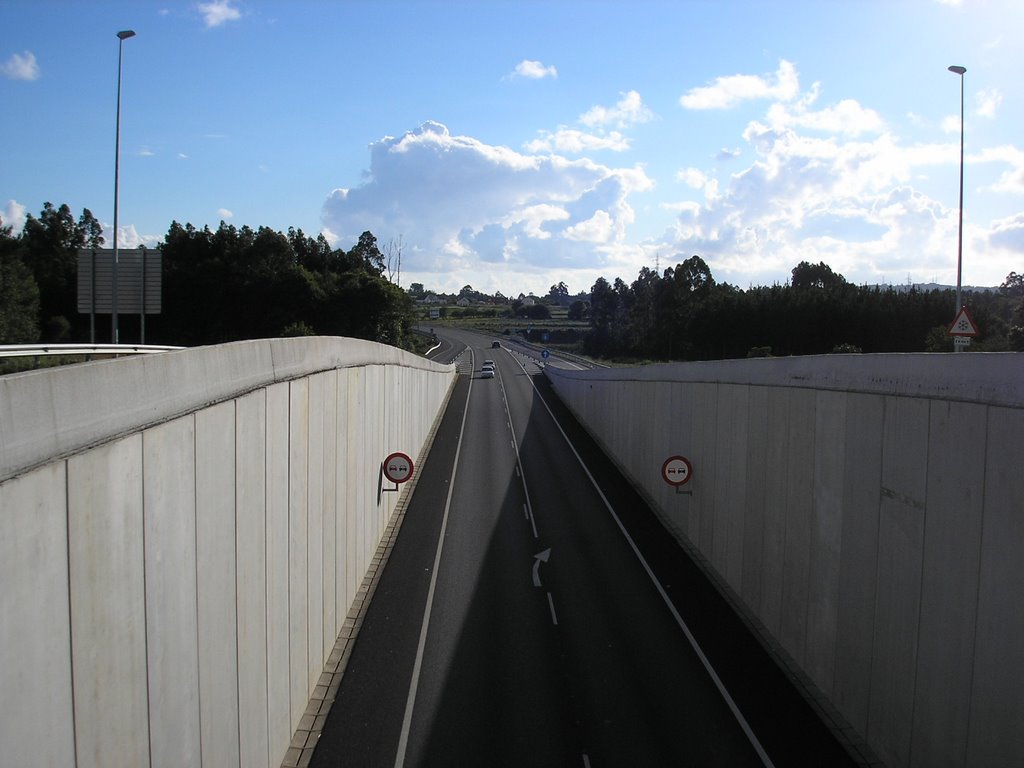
(948, 64), (966, 342)
(113, 29), (136, 344)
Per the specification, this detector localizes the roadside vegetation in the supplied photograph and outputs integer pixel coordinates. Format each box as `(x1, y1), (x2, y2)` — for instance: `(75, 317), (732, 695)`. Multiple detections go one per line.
(420, 259), (1024, 361)
(1, 203), (418, 357)
(3, 203), (1021, 367)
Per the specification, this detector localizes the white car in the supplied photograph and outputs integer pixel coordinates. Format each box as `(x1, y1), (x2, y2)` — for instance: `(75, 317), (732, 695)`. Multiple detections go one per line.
(480, 368), (495, 378)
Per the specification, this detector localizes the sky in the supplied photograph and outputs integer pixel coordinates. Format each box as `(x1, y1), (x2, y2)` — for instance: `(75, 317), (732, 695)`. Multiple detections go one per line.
(2, 0), (1023, 298)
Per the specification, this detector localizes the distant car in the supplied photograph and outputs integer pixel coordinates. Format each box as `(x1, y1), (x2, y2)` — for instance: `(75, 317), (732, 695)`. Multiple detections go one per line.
(483, 359), (494, 367)
(481, 369), (495, 378)
(491, 341), (501, 348)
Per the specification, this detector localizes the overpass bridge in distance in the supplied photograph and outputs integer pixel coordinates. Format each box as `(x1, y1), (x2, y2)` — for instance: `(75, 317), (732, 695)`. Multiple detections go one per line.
(1, 339), (1021, 768)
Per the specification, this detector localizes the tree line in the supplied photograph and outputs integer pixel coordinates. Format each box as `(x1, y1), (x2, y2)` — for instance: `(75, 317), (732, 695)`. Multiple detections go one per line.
(582, 256), (1024, 359)
(0, 202), (416, 349)
(3, 202), (1021, 358)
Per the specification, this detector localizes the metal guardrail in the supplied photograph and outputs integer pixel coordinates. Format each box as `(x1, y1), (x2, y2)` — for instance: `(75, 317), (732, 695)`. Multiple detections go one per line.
(0, 343), (183, 359)
(506, 336), (609, 369)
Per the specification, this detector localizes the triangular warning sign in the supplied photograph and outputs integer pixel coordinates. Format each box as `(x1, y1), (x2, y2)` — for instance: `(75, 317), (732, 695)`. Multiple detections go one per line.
(947, 306), (979, 337)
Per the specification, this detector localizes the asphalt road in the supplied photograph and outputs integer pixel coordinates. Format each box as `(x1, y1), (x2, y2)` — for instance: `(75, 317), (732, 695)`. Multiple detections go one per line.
(311, 328), (859, 767)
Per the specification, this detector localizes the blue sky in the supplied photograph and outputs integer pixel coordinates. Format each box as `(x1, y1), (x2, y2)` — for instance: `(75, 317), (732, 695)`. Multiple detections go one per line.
(3, 0), (1022, 297)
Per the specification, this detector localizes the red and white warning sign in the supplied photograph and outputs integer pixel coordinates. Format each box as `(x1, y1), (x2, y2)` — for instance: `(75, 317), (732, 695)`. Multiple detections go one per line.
(947, 306), (979, 337)
(383, 452), (414, 484)
(661, 455), (693, 487)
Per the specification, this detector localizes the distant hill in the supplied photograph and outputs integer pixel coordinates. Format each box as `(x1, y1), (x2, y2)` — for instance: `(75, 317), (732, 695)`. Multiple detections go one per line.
(866, 282), (998, 293)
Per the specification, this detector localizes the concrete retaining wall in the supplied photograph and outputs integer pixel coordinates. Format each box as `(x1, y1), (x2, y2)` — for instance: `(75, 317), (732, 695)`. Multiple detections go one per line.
(546, 353), (1024, 768)
(0, 337), (456, 768)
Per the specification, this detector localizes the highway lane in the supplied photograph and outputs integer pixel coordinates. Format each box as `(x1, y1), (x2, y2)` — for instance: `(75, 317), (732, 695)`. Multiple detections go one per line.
(312, 327), (858, 767)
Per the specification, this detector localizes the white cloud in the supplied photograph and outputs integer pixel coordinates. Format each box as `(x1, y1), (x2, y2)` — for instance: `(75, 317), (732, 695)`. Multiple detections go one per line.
(321, 121), (652, 292)
(977, 145), (1024, 195)
(524, 128), (630, 154)
(198, 0), (241, 28)
(988, 212), (1024, 252)
(580, 90), (654, 129)
(524, 91), (652, 155)
(658, 84), (1024, 288)
(100, 222), (158, 249)
(2, 199), (27, 232)
(680, 60), (799, 110)
(766, 88), (884, 137)
(1, 51), (40, 81)
(975, 88), (1003, 118)
(217, 208), (234, 219)
(511, 59), (557, 80)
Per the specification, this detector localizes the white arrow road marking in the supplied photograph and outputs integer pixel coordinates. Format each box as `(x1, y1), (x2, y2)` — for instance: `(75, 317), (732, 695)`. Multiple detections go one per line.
(532, 548), (551, 587)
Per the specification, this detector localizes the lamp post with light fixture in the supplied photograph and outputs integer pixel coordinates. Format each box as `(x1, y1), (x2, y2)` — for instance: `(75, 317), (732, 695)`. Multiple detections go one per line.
(948, 64), (966, 344)
(112, 29), (136, 344)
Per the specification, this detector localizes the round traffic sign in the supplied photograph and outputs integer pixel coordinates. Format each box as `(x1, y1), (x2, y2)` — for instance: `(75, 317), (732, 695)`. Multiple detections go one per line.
(541, 349), (550, 359)
(661, 455), (693, 487)
(383, 452), (414, 484)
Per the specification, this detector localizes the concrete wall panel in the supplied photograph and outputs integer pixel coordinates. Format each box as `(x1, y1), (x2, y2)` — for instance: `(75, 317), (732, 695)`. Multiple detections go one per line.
(265, 381), (292, 760)
(0, 337), (455, 768)
(740, 385), (768, 614)
(967, 406), (1024, 766)
(758, 385), (789, 637)
(869, 396), (929, 767)
(307, 373), (325, 686)
(805, 390), (846, 693)
(69, 435), (150, 768)
(833, 392), (884, 733)
(664, 381), (693, 539)
(321, 370), (339, 653)
(335, 371), (353, 621)
(910, 401), (985, 767)
(718, 383), (749, 591)
(780, 388), (815, 665)
(0, 463), (75, 768)
(143, 416), (201, 767)
(545, 353), (1024, 768)
(694, 382), (717, 551)
(288, 379), (310, 731)
(196, 401), (241, 767)
(236, 389), (270, 768)
(343, 368), (361, 617)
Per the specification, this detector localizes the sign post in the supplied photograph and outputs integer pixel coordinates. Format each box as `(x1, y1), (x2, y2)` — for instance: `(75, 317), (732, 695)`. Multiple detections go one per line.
(946, 306), (979, 352)
(661, 455), (693, 495)
(382, 451), (414, 492)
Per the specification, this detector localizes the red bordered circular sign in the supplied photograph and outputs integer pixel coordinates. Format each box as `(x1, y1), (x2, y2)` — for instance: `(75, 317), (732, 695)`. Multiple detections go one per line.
(383, 452), (414, 484)
(661, 455), (693, 487)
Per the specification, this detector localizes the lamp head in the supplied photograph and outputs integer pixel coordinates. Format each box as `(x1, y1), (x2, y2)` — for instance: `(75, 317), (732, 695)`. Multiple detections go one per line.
(117, 30), (136, 41)
(948, 65), (966, 75)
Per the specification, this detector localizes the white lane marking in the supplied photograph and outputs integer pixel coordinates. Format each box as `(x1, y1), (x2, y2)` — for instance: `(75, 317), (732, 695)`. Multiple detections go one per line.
(393, 351), (475, 768)
(498, 363), (538, 539)
(532, 548), (551, 587)
(582, 755), (591, 768)
(547, 592), (559, 625)
(510, 356), (776, 768)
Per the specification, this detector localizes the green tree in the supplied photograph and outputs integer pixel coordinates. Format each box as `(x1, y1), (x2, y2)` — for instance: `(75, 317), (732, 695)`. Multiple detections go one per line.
(567, 300), (589, 321)
(349, 231), (385, 276)
(1005, 273), (1024, 350)
(20, 202), (90, 341)
(0, 223), (40, 343)
(791, 260), (847, 290)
